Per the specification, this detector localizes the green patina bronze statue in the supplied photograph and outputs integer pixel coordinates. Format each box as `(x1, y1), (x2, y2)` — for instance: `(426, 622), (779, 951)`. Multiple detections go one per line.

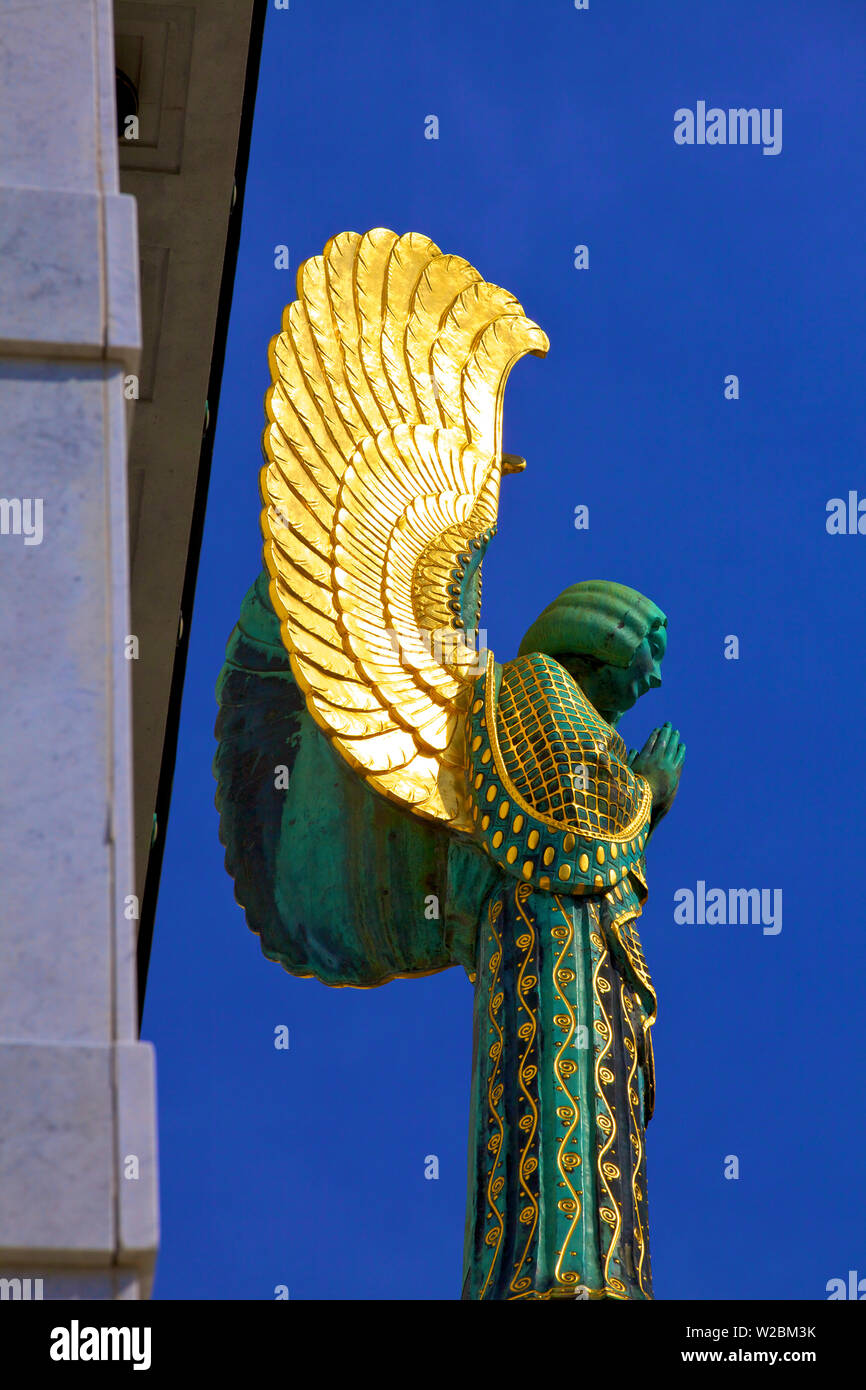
(214, 229), (684, 1299)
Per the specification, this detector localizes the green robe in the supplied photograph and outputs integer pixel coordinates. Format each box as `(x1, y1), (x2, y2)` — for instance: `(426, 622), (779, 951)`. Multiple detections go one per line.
(463, 881), (654, 1298)
(215, 573), (657, 1300)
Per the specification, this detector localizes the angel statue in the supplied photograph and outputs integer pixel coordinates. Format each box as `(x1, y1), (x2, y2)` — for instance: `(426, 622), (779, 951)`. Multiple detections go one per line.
(214, 229), (685, 1300)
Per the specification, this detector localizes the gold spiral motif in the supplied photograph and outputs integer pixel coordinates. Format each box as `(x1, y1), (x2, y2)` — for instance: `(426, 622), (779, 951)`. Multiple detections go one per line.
(491, 1176), (505, 1197)
(480, 893), (505, 1299)
(551, 925), (569, 941)
(601, 1161), (621, 1179)
(511, 882), (539, 1297)
(492, 991), (503, 1012)
(590, 933), (603, 948)
(608, 1277), (627, 1294)
(550, 895), (583, 1294)
(558, 1199), (578, 1214)
(523, 1157), (538, 1176)
(593, 937), (624, 1294)
(491, 1083), (504, 1105)
(599, 1066), (615, 1085)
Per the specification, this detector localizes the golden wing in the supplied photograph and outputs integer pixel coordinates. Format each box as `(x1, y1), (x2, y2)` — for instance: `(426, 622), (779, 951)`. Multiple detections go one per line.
(261, 228), (548, 829)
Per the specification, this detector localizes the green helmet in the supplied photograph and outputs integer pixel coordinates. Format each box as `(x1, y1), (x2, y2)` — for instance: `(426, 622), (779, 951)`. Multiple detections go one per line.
(518, 580), (666, 670)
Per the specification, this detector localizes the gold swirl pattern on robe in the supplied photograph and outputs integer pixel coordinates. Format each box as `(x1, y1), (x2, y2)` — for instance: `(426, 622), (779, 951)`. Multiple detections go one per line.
(479, 896), (505, 1296)
(551, 896), (582, 1288)
(510, 884), (540, 1295)
(469, 883), (655, 1300)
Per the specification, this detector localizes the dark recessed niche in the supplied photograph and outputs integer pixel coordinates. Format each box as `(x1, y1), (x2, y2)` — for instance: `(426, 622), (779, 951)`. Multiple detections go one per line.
(115, 67), (139, 141)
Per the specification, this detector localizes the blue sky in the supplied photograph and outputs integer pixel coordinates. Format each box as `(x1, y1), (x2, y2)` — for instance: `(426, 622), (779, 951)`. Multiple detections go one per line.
(143, 0), (866, 1299)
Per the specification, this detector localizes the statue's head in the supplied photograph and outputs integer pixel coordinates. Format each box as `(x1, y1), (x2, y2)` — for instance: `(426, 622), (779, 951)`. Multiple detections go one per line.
(518, 580), (667, 726)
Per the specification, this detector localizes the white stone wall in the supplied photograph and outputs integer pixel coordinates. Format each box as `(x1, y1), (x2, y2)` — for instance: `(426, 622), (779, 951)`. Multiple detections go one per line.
(0, 0), (158, 1298)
